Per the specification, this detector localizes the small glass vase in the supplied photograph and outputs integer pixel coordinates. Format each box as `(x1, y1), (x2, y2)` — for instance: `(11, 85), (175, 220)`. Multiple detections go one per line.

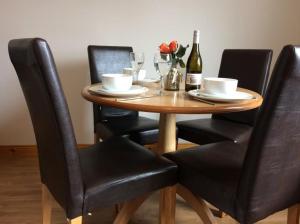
(164, 65), (182, 91)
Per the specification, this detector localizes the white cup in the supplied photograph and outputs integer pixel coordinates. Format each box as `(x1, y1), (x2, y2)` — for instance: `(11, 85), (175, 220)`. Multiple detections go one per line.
(102, 74), (133, 91)
(201, 77), (238, 95)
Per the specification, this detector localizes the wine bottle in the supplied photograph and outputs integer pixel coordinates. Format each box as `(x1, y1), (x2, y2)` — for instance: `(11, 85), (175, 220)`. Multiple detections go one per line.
(185, 30), (203, 92)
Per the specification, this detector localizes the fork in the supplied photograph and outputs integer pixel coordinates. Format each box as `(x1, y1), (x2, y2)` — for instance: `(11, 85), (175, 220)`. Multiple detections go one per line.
(115, 94), (159, 102)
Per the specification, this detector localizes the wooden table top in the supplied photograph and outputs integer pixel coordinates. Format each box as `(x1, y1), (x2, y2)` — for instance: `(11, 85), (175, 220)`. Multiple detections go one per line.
(81, 85), (263, 114)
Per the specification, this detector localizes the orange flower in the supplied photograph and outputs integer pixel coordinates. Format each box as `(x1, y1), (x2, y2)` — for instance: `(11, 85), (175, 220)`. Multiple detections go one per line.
(169, 40), (178, 53)
(159, 43), (171, 54)
(158, 41), (189, 68)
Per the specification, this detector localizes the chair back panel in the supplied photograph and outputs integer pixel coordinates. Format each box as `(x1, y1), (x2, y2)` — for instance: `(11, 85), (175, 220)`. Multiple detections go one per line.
(213, 49), (272, 125)
(87, 45), (137, 125)
(8, 38), (83, 218)
(236, 45), (300, 222)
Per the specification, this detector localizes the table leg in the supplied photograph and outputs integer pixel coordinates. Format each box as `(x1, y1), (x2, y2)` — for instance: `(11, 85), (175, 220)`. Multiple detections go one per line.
(158, 113), (177, 224)
(157, 113), (177, 154)
(159, 186), (176, 224)
(157, 113), (217, 224)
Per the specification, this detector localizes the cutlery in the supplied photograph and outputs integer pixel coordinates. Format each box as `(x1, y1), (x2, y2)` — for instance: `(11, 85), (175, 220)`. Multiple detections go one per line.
(193, 97), (215, 105)
(115, 94), (159, 102)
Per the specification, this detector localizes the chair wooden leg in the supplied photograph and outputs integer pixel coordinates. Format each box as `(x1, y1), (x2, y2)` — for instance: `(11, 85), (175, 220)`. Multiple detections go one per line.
(177, 184), (216, 224)
(159, 186), (177, 224)
(288, 203), (300, 224)
(42, 184), (53, 224)
(210, 208), (225, 218)
(115, 203), (123, 214)
(68, 216), (82, 224)
(113, 194), (148, 224)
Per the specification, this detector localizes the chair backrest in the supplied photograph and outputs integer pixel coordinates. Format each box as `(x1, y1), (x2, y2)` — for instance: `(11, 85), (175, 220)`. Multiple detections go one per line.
(236, 45), (300, 223)
(87, 45), (138, 127)
(213, 49), (272, 126)
(8, 38), (83, 218)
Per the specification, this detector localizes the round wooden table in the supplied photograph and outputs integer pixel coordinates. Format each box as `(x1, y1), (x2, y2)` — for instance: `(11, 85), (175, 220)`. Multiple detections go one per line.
(82, 86), (262, 154)
(81, 85), (263, 224)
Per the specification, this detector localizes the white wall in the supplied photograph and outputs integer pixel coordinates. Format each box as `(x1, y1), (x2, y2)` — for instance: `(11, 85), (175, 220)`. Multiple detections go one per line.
(1, 0), (299, 144)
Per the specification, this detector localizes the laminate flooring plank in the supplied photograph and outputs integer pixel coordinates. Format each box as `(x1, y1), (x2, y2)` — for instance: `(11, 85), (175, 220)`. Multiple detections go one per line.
(0, 153), (287, 224)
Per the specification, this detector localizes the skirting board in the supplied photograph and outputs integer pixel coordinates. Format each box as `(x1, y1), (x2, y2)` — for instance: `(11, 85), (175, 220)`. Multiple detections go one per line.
(0, 143), (197, 156)
(0, 144), (91, 156)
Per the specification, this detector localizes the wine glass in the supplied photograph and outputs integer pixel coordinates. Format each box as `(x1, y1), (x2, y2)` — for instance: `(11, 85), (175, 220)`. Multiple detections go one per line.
(130, 52), (145, 83)
(154, 52), (172, 95)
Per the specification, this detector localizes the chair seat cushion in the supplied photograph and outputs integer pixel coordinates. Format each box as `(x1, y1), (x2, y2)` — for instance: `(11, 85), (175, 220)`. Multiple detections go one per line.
(177, 118), (252, 145)
(95, 116), (159, 145)
(79, 136), (177, 214)
(164, 141), (247, 216)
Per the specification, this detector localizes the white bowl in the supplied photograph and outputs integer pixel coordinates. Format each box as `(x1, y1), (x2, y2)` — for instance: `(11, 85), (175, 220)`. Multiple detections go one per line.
(201, 77), (238, 95)
(102, 74), (133, 91)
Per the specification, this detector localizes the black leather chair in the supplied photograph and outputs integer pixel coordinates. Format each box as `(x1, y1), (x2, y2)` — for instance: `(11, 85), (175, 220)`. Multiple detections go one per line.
(88, 45), (159, 145)
(9, 38), (177, 224)
(165, 45), (300, 224)
(177, 49), (272, 145)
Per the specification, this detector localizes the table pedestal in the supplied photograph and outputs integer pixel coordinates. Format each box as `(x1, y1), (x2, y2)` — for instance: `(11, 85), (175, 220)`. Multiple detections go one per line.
(157, 113), (176, 154)
(158, 113), (177, 224)
(156, 113), (215, 224)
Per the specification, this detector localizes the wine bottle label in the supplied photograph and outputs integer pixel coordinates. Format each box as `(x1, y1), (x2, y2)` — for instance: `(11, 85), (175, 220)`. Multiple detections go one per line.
(186, 73), (202, 85)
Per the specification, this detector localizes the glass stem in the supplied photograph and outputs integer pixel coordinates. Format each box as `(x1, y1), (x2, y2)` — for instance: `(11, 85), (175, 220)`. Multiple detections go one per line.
(160, 75), (163, 95)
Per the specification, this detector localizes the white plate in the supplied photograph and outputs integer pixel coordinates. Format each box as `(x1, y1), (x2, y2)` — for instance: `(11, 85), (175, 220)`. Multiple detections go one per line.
(139, 78), (160, 83)
(89, 84), (148, 97)
(188, 89), (254, 102)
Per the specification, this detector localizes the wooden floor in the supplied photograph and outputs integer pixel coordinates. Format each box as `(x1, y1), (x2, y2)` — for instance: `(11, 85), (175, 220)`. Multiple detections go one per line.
(0, 150), (288, 224)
